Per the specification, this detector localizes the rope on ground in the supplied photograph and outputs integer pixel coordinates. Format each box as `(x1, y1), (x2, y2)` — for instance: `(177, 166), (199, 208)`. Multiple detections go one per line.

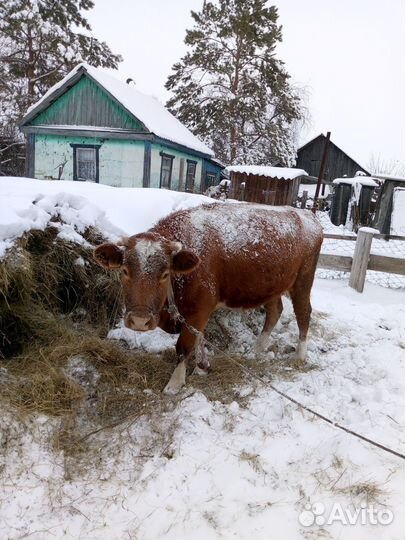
(166, 280), (405, 462)
(227, 355), (405, 462)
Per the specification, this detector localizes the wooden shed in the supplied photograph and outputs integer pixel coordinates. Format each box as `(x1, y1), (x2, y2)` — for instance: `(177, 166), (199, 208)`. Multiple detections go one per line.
(226, 166), (307, 206)
(296, 134), (369, 182)
(330, 176), (378, 228)
(373, 177), (405, 234)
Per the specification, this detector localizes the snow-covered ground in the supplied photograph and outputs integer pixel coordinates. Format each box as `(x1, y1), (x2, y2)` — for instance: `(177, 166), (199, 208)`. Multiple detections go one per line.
(1, 177), (404, 540)
(1, 280), (404, 540)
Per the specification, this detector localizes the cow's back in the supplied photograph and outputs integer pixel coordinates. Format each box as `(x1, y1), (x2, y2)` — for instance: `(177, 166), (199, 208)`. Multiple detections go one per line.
(153, 203), (323, 307)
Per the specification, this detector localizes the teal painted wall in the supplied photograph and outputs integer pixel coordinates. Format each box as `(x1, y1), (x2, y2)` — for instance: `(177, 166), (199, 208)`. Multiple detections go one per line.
(34, 135), (204, 192)
(32, 76), (144, 131)
(150, 143), (203, 192)
(34, 134), (144, 187)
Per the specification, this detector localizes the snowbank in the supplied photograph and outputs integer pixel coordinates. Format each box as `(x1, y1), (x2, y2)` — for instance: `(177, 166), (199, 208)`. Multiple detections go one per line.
(0, 177), (214, 258)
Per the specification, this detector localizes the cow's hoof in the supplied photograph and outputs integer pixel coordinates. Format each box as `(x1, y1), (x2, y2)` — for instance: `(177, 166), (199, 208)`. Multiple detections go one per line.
(163, 361), (186, 395)
(163, 382), (182, 395)
(292, 352), (307, 368)
(192, 365), (208, 376)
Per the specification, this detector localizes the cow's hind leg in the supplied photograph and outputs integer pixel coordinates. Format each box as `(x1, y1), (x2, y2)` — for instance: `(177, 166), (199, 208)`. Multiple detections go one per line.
(289, 263), (317, 362)
(255, 296), (283, 354)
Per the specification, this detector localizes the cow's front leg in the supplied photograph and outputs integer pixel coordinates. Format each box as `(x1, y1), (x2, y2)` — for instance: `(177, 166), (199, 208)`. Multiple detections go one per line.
(163, 311), (210, 395)
(192, 334), (210, 376)
(163, 356), (187, 395)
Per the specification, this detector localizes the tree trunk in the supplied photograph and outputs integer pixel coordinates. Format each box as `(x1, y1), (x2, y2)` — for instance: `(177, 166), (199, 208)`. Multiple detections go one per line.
(229, 38), (242, 163)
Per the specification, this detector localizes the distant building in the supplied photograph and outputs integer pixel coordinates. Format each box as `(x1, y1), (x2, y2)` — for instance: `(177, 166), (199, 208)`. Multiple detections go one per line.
(296, 134), (370, 182)
(330, 175), (378, 228)
(19, 64), (223, 192)
(226, 165), (307, 206)
(373, 176), (405, 234)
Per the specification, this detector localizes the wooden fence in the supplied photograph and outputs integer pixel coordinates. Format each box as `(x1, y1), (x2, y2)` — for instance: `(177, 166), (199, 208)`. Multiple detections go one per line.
(318, 228), (405, 292)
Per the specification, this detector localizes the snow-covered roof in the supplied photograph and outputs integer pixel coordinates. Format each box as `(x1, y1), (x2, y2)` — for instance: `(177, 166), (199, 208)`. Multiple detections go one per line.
(226, 165), (308, 180)
(21, 63), (213, 157)
(333, 177), (378, 187)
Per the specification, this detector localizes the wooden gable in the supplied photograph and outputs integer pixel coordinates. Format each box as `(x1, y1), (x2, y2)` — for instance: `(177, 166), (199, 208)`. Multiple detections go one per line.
(297, 134), (370, 181)
(30, 75), (146, 131)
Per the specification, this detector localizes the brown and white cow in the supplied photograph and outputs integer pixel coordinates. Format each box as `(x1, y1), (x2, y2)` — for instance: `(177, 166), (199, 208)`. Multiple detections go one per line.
(94, 203), (323, 394)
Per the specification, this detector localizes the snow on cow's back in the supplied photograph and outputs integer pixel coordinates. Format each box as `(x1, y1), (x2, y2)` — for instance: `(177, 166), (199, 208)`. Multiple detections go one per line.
(155, 203), (322, 256)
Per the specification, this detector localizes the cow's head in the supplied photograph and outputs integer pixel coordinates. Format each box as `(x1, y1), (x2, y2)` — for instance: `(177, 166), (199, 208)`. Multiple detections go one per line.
(94, 233), (200, 331)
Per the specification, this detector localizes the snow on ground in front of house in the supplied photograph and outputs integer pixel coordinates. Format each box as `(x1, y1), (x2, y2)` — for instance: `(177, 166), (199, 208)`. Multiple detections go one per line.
(1, 279), (404, 540)
(0, 177), (215, 258)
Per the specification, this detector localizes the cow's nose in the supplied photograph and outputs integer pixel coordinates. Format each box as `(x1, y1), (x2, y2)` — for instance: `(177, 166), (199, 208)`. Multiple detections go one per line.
(125, 312), (153, 331)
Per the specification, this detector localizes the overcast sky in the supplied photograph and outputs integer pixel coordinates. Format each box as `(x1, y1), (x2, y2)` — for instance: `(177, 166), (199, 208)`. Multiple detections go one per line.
(87, 0), (405, 170)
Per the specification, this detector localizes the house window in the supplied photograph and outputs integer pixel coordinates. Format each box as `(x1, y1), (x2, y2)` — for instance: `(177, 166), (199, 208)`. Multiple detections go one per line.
(160, 153), (174, 189)
(71, 144), (100, 182)
(185, 160), (197, 192)
(205, 172), (217, 189)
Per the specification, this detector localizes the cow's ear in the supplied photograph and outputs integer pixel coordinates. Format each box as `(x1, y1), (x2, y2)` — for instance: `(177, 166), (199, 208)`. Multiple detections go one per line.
(171, 250), (200, 275)
(94, 243), (123, 269)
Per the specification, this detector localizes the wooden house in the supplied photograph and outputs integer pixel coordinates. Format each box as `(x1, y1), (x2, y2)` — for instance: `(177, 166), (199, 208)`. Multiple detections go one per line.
(226, 165), (307, 206)
(19, 64), (223, 192)
(296, 134), (370, 182)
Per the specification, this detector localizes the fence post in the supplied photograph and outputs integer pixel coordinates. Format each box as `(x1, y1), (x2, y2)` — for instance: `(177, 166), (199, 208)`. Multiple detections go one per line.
(349, 228), (375, 292)
(301, 190), (308, 209)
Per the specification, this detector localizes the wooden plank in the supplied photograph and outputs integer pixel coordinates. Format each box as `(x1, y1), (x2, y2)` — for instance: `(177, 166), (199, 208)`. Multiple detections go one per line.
(24, 133), (35, 178)
(368, 255), (405, 275)
(323, 233), (357, 241)
(349, 229), (374, 292)
(373, 234), (405, 241)
(21, 125), (154, 141)
(301, 190), (308, 209)
(178, 158), (185, 192)
(142, 141), (151, 188)
(317, 254), (352, 271)
(323, 233), (405, 241)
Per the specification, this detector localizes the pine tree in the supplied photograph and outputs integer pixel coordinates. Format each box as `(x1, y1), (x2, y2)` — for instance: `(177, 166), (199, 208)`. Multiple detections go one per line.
(0, 0), (122, 131)
(166, 0), (303, 166)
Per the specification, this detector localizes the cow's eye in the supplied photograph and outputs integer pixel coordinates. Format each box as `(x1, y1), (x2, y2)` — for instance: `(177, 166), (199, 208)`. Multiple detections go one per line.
(122, 268), (129, 277)
(161, 271), (170, 281)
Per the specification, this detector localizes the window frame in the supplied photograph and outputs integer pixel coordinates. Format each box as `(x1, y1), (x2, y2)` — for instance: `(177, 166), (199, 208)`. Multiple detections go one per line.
(205, 172), (217, 190)
(70, 144), (101, 183)
(185, 159), (197, 192)
(160, 152), (174, 189)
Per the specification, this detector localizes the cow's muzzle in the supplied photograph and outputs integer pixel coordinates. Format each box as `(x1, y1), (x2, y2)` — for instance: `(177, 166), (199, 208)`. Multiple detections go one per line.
(124, 309), (158, 331)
